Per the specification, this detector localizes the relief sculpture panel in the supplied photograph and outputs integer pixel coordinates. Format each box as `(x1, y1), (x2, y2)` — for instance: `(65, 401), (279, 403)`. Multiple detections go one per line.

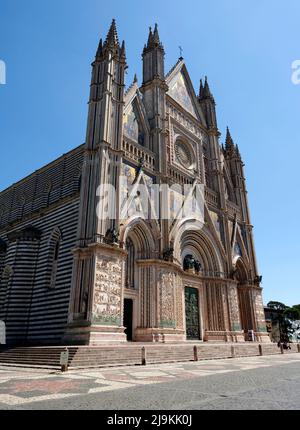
(228, 285), (242, 331)
(253, 290), (267, 332)
(93, 256), (122, 326)
(158, 270), (176, 329)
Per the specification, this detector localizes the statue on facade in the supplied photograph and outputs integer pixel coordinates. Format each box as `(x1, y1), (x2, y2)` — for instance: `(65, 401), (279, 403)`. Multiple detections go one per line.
(163, 247), (174, 262)
(104, 228), (119, 246)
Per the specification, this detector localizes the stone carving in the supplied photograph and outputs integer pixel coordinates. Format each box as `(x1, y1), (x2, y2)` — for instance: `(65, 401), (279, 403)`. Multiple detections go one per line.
(158, 270), (175, 328)
(253, 290), (267, 332)
(104, 229), (119, 246)
(93, 257), (122, 326)
(183, 254), (201, 274)
(162, 247), (174, 262)
(167, 103), (204, 140)
(176, 277), (184, 330)
(228, 285), (241, 331)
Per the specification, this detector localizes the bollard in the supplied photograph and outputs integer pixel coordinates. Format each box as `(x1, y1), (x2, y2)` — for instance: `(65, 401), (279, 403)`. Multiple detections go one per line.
(297, 344), (300, 353)
(60, 347), (69, 373)
(193, 345), (198, 362)
(141, 347), (147, 366)
(231, 345), (236, 358)
(258, 344), (263, 356)
(280, 343), (284, 354)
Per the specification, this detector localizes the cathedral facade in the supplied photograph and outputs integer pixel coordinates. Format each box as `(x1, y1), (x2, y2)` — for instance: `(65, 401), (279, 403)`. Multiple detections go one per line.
(0, 21), (270, 345)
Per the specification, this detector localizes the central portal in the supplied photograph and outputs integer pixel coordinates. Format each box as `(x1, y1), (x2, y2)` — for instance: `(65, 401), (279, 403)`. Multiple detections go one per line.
(185, 287), (200, 340)
(123, 298), (133, 341)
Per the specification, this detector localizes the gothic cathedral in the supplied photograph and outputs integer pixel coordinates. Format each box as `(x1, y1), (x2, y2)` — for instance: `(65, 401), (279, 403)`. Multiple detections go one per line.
(0, 21), (270, 345)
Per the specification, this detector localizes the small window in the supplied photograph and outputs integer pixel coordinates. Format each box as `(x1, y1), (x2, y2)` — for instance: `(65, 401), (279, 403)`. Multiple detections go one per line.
(50, 240), (60, 289)
(47, 228), (62, 290)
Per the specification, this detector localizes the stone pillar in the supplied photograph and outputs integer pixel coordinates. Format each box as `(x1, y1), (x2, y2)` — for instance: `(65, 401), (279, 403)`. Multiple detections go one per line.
(252, 287), (270, 343)
(227, 283), (245, 342)
(64, 244), (127, 345)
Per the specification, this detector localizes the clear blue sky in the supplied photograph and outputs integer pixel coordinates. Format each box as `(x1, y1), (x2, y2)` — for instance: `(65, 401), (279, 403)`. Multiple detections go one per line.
(1, 0), (299, 306)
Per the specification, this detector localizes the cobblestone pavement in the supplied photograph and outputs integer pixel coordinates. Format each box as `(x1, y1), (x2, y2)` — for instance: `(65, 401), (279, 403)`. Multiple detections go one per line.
(0, 354), (300, 410)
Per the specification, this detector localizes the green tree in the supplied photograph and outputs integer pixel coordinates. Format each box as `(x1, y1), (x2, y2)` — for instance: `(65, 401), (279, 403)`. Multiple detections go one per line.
(284, 307), (300, 320)
(291, 305), (300, 319)
(267, 301), (292, 342)
(267, 301), (288, 311)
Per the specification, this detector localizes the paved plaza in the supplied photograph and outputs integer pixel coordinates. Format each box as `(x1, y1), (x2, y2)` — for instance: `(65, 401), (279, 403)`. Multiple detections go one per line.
(0, 354), (299, 410)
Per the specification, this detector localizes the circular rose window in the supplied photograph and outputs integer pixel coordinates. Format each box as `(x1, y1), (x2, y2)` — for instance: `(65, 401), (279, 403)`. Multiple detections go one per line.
(175, 139), (193, 169)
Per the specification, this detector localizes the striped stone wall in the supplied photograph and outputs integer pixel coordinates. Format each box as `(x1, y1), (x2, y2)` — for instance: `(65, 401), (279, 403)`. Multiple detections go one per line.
(0, 145), (84, 345)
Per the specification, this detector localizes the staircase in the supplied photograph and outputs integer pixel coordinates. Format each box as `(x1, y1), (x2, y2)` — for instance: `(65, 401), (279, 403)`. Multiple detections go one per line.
(0, 342), (299, 370)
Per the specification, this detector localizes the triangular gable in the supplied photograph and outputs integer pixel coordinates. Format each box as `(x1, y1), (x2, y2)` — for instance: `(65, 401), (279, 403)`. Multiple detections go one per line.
(166, 62), (206, 125)
(124, 90), (150, 144)
(204, 206), (226, 259)
(232, 228), (250, 266)
(168, 71), (197, 117)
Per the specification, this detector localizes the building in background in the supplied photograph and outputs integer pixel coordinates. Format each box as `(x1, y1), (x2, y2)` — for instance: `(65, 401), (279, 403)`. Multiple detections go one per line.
(0, 21), (269, 345)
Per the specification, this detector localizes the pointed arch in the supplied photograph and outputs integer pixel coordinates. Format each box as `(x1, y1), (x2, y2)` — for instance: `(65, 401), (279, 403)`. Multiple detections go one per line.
(0, 265), (13, 311)
(234, 257), (249, 284)
(43, 180), (52, 208)
(47, 227), (63, 289)
(120, 217), (158, 259)
(172, 220), (225, 276)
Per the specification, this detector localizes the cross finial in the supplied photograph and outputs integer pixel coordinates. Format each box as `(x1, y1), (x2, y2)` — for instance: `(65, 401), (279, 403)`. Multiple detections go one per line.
(179, 46), (183, 59)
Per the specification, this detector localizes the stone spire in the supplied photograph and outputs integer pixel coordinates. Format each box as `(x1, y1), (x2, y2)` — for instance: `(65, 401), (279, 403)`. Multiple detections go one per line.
(225, 127), (234, 151)
(104, 18), (119, 49)
(198, 76), (217, 129)
(143, 23), (164, 53)
(120, 40), (126, 59)
(96, 38), (103, 59)
(96, 20), (125, 61)
(153, 23), (161, 45)
(199, 76), (215, 103)
(199, 79), (204, 98)
(224, 127), (241, 159)
(142, 23), (165, 84)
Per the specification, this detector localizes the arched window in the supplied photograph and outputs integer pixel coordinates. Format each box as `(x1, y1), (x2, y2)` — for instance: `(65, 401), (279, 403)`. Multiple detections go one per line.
(43, 181), (52, 208)
(47, 228), (62, 289)
(0, 239), (7, 281)
(0, 265), (13, 310)
(17, 196), (26, 220)
(125, 238), (135, 289)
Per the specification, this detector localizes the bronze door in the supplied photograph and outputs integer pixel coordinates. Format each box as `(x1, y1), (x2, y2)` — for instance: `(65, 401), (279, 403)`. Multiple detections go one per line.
(185, 287), (200, 340)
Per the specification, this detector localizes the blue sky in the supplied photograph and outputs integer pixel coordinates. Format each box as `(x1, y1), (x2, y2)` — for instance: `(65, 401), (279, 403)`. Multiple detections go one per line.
(0, 0), (299, 306)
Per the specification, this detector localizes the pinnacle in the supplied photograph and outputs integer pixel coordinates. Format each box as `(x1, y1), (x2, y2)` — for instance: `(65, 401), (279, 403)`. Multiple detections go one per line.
(143, 23), (164, 53)
(226, 127), (234, 149)
(199, 76), (215, 102)
(104, 18), (119, 48)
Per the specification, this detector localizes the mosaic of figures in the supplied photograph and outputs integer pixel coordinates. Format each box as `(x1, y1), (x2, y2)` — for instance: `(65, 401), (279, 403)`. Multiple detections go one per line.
(120, 162), (155, 220)
(123, 107), (139, 142)
(168, 72), (197, 118)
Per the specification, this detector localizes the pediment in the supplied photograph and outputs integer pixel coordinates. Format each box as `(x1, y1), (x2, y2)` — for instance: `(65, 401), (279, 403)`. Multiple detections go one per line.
(166, 62), (205, 124)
